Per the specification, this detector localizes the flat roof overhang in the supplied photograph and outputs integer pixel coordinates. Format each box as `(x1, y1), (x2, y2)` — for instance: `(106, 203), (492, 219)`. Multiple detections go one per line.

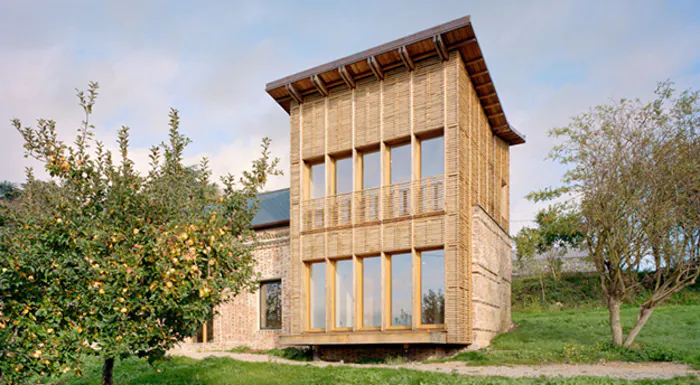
(279, 330), (448, 346)
(265, 15), (525, 146)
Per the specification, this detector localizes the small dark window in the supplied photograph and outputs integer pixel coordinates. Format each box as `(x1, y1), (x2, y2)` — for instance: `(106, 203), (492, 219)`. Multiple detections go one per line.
(260, 280), (282, 329)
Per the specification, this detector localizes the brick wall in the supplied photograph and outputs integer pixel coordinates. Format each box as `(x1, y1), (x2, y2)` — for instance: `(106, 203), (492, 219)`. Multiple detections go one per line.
(181, 226), (291, 351)
(471, 205), (512, 348)
(317, 344), (464, 362)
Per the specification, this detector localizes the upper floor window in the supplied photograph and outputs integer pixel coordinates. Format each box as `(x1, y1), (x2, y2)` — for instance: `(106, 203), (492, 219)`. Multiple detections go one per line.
(334, 156), (353, 195)
(420, 136), (444, 178)
(260, 280), (282, 329)
(309, 162), (325, 199)
(390, 143), (411, 184)
(361, 149), (381, 189)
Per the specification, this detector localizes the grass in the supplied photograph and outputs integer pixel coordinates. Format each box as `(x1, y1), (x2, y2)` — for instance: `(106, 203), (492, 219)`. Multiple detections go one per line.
(444, 304), (700, 369)
(59, 356), (699, 385)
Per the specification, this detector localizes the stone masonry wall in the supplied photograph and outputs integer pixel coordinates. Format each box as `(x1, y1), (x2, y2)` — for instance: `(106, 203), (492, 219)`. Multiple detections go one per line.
(471, 205), (512, 348)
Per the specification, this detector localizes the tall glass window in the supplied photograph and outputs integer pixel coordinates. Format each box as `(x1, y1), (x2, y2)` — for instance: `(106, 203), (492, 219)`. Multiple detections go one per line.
(260, 280), (282, 329)
(309, 162), (325, 199)
(390, 143), (411, 184)
(309, 262), (326, 329)
(335, 157), (353, 194)
(421, 249), (445, 325)
(390, 253), (412, 326)
(362, 256), (381, 328)
(362, 150), (381, 189)
(335, 259), (353, 328)
(421, 136), (444, 177)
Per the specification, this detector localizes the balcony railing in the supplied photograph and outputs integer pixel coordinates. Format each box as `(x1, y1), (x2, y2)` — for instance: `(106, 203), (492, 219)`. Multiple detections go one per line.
(301, 176), (444, 231)
(416, 176), (444, 214)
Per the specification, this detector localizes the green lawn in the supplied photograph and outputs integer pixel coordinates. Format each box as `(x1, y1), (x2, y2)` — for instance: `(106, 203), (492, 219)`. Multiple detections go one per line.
(449, 304), (700, 368)
(60, 356), (698, 385)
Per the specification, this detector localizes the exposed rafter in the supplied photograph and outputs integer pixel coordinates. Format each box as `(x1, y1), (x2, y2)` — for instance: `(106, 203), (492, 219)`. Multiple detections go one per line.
(367, 56), (384, 80)
(338, 65), (356, 89)
(433, 34), (448, 61)
(479, 91), (497, 99)
(398, 46), (414, 71)
(483, 101), (500, 109)
(475, 82), (493, 91)
(471, 69), (489, 78)
(464, 57), (484, 66)
(285, 84), (303, 104)
(311, 74), (328, 96)
(445, 37), (476, 50)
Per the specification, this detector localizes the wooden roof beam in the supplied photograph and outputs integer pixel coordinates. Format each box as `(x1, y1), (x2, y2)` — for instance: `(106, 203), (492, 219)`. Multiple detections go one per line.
(475, 82), (493, 91)
(483, 101), (500, 109)
(464, 57), (484, 66)
(471, 69), (489, 78)
(446, 37), (476, 50)
(479, 91), (497, 99)
(338, 65), (356, 89)
(433, 34), (448, 61)
(285, 84), (303, 104)
(368, 56), (384, 80)
(398, 46), (414, 71)
(311, 75), (328, 97)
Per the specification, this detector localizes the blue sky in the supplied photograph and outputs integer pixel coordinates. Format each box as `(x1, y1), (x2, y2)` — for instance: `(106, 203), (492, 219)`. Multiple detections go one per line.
(1, 0), (699, 234)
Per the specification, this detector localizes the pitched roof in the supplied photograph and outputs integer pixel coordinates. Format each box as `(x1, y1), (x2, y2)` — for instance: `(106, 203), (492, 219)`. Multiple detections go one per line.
(265, 15), (524, 145)
(251, 188), (290, 229)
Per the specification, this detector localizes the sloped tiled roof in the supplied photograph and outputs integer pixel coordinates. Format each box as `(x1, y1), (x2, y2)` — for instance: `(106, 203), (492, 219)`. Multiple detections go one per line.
(251, 188), (290, 229)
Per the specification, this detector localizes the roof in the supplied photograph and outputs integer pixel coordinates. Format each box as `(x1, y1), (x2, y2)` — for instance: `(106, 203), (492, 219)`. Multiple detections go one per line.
(265, 15), (525, 145)
(251, 188), (290, 229)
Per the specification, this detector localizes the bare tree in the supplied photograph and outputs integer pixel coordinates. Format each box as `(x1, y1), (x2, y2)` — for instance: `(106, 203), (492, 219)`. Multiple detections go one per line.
(533, 81), (699, 346)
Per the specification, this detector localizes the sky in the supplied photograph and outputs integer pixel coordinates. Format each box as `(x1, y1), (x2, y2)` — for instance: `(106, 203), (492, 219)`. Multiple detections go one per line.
(1, 0), (699, 235)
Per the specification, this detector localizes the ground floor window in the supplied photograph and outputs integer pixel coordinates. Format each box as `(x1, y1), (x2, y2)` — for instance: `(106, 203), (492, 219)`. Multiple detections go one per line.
(361, 256), (381, 328)
(390, 252), (413, 327)
(334, 259), (353, 329)
(260, 279), (282, 329)
(308, 261), (326, 330)
(194, 318), (214, 343)
(420, 249), (445, 325)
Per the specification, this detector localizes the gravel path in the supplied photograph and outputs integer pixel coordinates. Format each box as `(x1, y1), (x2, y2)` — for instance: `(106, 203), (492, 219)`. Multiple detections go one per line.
(169, 350), (699, 380)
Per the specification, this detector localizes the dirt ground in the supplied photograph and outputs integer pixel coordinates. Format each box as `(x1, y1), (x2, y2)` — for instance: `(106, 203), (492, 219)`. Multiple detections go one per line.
(170, 350), (699, 380)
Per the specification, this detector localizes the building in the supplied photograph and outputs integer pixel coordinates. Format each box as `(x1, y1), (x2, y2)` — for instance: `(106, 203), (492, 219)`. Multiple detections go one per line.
(186, 15), (525, 360)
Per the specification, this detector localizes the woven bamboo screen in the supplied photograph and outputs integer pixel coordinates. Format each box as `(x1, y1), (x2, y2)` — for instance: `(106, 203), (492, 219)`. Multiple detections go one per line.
(302, 98), (326, 159)
(413, 57), (445, 134)
(327, 90), (353, 154)
(354, 80), (381, 147)
(382, 68), (411, 141)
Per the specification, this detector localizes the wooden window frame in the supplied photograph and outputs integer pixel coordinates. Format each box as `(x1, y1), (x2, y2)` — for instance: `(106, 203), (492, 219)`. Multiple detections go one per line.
(304, 158), (326, 201)
(416, 247), (446, 330)
(357, 254), (382, 331)
(386, 250), (414, 330)
(330, 257), (354, 332)
(304, 259), (327, 333)
(416, 131), (445, 179)
(259, 279), (283, 330)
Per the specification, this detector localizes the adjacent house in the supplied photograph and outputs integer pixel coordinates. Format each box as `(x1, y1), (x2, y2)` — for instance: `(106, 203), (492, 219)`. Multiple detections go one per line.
(185, 15), (525, 361)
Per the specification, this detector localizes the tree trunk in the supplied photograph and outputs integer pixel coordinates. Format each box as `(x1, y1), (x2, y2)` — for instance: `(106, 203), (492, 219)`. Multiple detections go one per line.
(539, 273), (546, 303)
(102, 357), (114, 385)
(623, 306), (654, 347)
(607, 297), (624, 345)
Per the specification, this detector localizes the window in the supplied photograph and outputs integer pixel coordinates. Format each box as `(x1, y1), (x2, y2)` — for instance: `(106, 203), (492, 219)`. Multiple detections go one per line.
(390, 253), (412, 327)
(359, 150), (381, 222)
(334, 259), (353, 329)
(389, 143), (412, 217)
(334, 157), (353, 194)
(361, 256), (381, 328)
(194, 318), (214, 343)
(362, 150), (381, 189)
(309, 262), (326, 330)
(332, 156), (353, 226)
(418, 135), (444, 213)
(420, 136), (444, 178)
(309, 162), (325, 199)
(260, 280), (282, 329)
(420, 249), (445, 325)
(390, 143), (411, 184)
